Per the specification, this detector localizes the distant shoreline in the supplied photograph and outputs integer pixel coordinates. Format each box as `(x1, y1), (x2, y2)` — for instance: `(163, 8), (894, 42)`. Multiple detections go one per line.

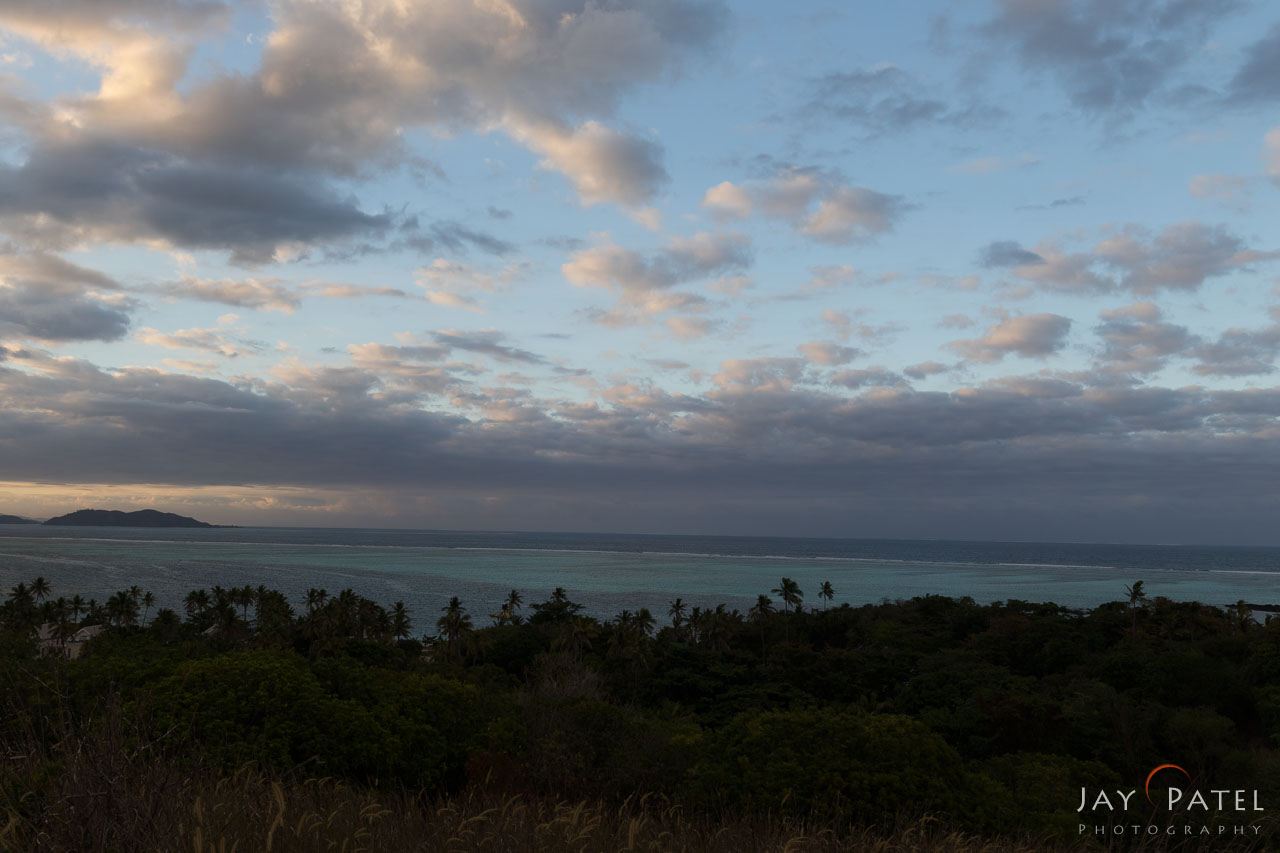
(39, 509), (235, 529)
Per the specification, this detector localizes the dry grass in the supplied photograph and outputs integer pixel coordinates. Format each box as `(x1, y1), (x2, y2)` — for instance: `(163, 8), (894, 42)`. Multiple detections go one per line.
(3, 765), (1070, 853)
(0, 712), (1070, 853)
(0, 693), (1252, 853)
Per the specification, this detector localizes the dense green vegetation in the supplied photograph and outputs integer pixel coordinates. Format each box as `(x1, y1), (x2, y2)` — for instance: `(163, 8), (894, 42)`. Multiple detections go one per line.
(2, 576), (1278, 850)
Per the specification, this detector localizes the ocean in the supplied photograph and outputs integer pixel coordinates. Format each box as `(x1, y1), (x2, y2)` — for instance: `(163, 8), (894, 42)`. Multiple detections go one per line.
(1, 524), (1278, 626)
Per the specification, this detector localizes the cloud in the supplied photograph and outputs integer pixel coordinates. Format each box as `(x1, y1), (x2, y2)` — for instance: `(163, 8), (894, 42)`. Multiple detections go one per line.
(800, 186), (907, 245)
(408, 221), (516, 257)
(563, 230), (750, 326)
(937, 314), (975, 330)
(431, 330), (548, 365)
(903, 361), (949, 380)
(1266, 127), (1280, 188)
(1093, 222), (1251, 292)
(136, 326), (264, 358)
(700, 181), (753, 221)
(1188, 173), (1250, 209)
(979, 240), (1046, 268)
(8, 348), (1280, 541)
(948, 313), (1073, 362)
(414, 258), (526, 312)
(700, 167), (909, 245)
(3, 0), (724, 209)
(300, 282), (416, 301)
(798, 340), (862, 366)
(991, 223), (1273, 294)
(665, 315), (718, 341)
(513, 119), (667, 206)
(0, 139), (391, 263)
(0, 250), (132, 341)
(711, 357), (808, 391)
(1093, 302), (1196, 375)
(805, 64), (1001, 136)
(1227, 24), (1280, 104)
(156, 275), (300, 312)
(982, 0), (1237, 115)
(0, 288), (132, 343)
(1190, 317), (1280, 377)
(829, 366), (906, 389)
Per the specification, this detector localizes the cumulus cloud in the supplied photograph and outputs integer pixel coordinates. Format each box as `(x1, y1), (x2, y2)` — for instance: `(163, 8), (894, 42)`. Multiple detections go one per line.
(1, 0), (723, 211)
(136, 326), (264, 358)
(903, 361), (949, 380)
(801, 186), (906, 245)
(6, 346), (1280, 540)
(987, 223), (1274, 294)
(805, 64), (1001, 136)
(1093, 302), (1196, 376)
(156, 275), (300, 312)
(700, 167), (909, 245)
(982, 0), (1237, 115)
(514, 120), (667, 206)
(432, 330), (548, 365)
(711, 357), (808, 391)
(948, 313), (1073, 362)
(413, 258), (526, 312)
(1227, 24), (1280, 104)
(0, 289), (132, 343)
(1188, 173), (1250, 209)
(700, 180), (753, 221)
(0, 250), (132, 341)
(0, 140), (391, 263)
(563, 230), (749, 327)
(798, 340), (862, 366)
(1190, 317), (1280, 377)
(979, 240), (1046, 268)
(829, 366), (906, 389)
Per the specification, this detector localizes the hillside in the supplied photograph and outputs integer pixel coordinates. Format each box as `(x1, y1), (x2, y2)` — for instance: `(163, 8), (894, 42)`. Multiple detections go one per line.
(42, 509), (216, 528)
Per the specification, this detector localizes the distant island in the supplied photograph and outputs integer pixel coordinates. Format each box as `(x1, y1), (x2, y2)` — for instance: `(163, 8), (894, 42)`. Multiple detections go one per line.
(0, 513), (37, 524)
(42, 509), (227, 528)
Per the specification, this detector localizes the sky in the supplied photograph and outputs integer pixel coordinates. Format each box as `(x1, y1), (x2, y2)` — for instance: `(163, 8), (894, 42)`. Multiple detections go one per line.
(0, 0), (1278, 543)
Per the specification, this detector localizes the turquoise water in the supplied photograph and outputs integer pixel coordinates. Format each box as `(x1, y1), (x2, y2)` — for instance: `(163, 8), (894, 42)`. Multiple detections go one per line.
(2, 525), (1278, 625)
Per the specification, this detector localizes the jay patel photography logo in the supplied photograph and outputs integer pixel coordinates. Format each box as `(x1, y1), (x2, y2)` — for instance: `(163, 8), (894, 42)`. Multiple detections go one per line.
(1077, 764), (1265, 839)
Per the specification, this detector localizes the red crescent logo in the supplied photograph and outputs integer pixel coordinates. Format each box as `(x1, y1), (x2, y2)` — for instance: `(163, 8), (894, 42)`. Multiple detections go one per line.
(1145, 764), (1192, 806)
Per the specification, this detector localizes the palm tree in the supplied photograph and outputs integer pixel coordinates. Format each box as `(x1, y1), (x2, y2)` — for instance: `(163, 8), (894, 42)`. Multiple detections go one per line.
(230, 586), (254, 623)
(69, 594), (86, 623)
(305, 588), (329, 615)
(752, 592), (778, 650)
(436, 597), (473, 661)
(106, 591), (138, 628)
(141, 591), (155, 626)
(505, 589), (523, 614)
(818, 581), (834, 611)
(389, 601), (412, 640)
(668, 597), (687, 629)
(30, 576), (51, 603)
(1124, 580), (1147, 637)
(184, 589), (210, 620)
(552, 615), (598, 660)
(1230, 600), (1255, 635)
(8, 582), (32, 608)
(151, 608), (181, 641)
(635, 607), (656, 638)
(771, 577), (803, 614)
